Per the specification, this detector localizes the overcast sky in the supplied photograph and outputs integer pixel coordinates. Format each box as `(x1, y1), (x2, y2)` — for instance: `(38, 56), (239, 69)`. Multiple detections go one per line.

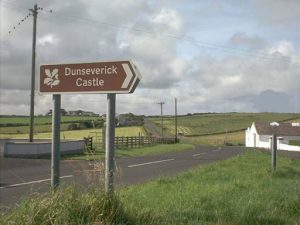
(1, 0), (299, 116)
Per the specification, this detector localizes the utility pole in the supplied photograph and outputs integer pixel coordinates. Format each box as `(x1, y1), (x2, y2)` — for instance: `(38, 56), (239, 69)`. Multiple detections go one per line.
(156, 102), (165, 137)
(175, 98), (178, 143)
(29, 3), (38, 142)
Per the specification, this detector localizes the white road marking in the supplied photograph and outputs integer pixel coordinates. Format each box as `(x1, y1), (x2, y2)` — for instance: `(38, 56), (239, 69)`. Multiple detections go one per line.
(0, 175), (73, 189)
(212, 149), (220, 152)
(128, 158), (175, 168)
(192, 152), (207, 157)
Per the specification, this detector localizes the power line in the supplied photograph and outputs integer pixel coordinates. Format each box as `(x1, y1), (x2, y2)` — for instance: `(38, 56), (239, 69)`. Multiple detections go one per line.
(48, 12), (290, 63)
(7, 12), (32, 35)
(4, 2), (52, 36)
(2, 1), (296, 64)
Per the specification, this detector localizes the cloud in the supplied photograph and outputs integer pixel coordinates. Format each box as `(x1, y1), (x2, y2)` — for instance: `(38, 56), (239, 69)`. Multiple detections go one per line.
(229, 32), (266, 50)
(183, 39), (300, 113)
(233, 90), (300, 113)
(120, 8), (188, 89)
(37, 34), (59, 47)
(251, 0), (300, 26)
(0, 1), (299, 115)
(0, 1), (188, 115)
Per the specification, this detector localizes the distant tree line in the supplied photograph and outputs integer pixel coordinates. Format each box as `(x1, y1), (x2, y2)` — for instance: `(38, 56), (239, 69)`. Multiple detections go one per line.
(46, 109), (99, 116)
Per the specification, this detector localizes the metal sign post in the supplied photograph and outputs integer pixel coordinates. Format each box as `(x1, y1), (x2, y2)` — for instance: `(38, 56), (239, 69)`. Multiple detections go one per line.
(105, 94), (116, 195)
(271, 134), (277, 171)
(51, 94), (61, 188)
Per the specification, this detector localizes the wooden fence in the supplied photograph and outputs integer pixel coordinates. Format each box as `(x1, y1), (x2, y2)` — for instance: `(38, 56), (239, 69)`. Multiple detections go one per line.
(85, 135), (178, 150)
(114, 136), (177, 149)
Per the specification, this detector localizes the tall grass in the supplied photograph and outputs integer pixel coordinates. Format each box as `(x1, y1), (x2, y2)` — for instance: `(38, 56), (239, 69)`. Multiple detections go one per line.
(119, 150), (300, 225)
(1, 186), (134, 225)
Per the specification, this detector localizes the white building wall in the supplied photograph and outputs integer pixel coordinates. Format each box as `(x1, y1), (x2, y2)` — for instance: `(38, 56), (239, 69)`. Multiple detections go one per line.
(245, 124), (300, 151)
(245, 123), (258, 147)
(278, 142), (300, 151)
(3, 140), (84, 157)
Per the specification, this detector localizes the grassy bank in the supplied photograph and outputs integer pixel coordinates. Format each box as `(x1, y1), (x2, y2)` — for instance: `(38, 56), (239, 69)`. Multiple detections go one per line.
(2, 150), (300, 224)
(120, 150), (300, 224)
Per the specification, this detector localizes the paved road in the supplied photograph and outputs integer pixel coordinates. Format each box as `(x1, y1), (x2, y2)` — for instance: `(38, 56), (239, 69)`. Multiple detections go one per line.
(1, 146), (298, 210)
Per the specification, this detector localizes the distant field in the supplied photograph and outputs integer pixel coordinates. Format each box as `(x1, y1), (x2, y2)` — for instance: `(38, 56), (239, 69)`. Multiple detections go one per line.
(148, 113), (300, 146)
(0, 115), (101, 134)
(149, 113), (300, 136)
(182, 131), (245, 146)
(0, 115), (99, 126)
(0, 124), (72, 134)
(0, 126), (146, 140)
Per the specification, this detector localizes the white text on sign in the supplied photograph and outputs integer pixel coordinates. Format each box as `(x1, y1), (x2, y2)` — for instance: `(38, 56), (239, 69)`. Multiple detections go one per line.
(65, 65), (117, 76)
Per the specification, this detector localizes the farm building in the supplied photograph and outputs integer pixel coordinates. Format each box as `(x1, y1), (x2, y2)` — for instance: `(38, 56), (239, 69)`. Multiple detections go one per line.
(245, 122), (300, 151)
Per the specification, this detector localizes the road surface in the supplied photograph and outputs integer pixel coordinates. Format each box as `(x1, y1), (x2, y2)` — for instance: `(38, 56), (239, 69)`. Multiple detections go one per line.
(0, 145), (244, 210)
(1, 146), (298, 210)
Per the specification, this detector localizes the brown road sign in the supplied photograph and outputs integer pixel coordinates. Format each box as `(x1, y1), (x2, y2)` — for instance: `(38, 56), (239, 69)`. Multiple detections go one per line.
(39, 60), (141, 94)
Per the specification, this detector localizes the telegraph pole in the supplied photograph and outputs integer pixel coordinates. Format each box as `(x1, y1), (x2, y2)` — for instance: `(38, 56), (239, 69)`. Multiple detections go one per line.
(156, 102), (165, 137)
(175, 98), (178, 143)
(29, 3), (38, 142)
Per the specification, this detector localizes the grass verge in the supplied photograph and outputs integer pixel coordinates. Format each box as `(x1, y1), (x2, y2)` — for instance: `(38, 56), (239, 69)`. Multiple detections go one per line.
(119, 150), (300, 225)
(63, 143), (194, 160)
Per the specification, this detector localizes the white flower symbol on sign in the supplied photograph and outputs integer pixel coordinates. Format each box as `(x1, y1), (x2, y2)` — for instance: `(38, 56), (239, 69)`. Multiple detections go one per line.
(44, 69), (60, 88)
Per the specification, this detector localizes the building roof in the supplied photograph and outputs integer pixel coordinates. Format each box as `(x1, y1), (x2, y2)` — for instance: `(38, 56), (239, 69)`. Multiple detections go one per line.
(254, 122), (300, 136)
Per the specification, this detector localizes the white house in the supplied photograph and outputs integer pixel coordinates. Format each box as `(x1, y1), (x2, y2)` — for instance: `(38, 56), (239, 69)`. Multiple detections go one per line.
(245, 122), (300, 151)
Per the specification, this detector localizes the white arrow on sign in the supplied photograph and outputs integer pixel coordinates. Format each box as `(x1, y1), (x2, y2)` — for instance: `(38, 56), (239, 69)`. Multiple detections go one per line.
(121, 63), (134, 89)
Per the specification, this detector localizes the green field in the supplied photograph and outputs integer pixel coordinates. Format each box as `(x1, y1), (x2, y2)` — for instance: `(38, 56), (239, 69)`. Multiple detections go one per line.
(0, 115), (100, 125)
(289, 140), (300, 146)
(182, 131), (245, 146)
(0, 115), (101, 134)
(2, 150), (299, 225)
(0, 123), (73, 134)
(0, 126), (146, 140)
(150, 113), (300, 136)
(2, 113), (300, 147)
(149, 113), (300, 146)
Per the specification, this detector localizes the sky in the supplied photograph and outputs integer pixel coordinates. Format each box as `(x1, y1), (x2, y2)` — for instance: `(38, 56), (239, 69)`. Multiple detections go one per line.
(1, 0), (299, 116)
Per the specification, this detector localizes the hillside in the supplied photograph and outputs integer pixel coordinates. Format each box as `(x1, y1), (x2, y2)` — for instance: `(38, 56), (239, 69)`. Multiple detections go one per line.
(148, 113), (300, 137)
(147, 113), (300, 146)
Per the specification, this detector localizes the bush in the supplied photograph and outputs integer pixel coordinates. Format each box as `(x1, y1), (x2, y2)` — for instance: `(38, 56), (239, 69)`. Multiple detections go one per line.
(68, 123), (79, 130)
(79, 121), (93, 129)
